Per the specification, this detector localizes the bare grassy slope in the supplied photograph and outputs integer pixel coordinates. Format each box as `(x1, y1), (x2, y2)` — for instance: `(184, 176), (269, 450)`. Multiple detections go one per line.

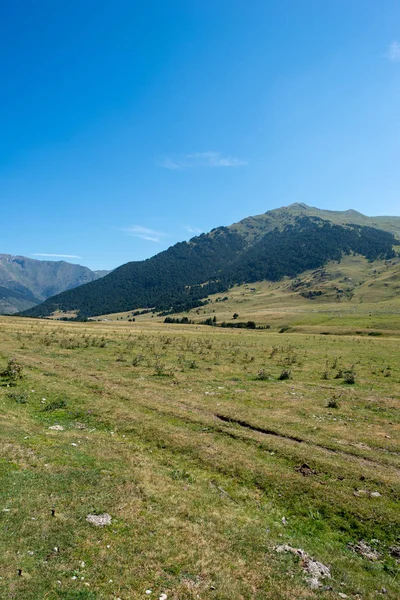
(229, 203), (400, 242)
(99, 254), (400, 335)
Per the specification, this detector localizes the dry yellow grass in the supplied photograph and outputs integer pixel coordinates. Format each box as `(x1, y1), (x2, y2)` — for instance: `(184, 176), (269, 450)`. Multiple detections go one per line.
(0, 315), (399, 599)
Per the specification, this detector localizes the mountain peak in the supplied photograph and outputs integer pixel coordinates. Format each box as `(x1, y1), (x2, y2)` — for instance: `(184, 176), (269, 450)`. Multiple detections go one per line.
(288, 202), (310, 209)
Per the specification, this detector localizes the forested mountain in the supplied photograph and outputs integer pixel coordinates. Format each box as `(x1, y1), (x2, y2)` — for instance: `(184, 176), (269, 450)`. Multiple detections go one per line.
(19, 204), (398, 320)
(0, 254), (108, 314)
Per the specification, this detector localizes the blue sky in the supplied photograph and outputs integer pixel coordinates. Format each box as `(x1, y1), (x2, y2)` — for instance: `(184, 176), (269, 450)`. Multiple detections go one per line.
(1, 0), (400, 270)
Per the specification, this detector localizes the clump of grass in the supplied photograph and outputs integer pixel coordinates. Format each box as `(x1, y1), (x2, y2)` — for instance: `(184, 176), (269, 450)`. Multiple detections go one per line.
(171, 469), (195, 484)
(43, 398), (68, 411)
(1, 358), (23, 386)
(188, 360), (198, 369)
(7, 392), (29, 404)
(278, 369), (291, 380)
(132, 354), (144, 366)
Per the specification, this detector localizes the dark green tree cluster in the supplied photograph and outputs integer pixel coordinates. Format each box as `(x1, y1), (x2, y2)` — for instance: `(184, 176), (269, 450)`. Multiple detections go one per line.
(20, 217), (396, 320)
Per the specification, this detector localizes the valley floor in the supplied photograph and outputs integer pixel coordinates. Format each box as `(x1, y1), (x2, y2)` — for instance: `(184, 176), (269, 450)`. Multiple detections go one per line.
(0, 315), (399, 599)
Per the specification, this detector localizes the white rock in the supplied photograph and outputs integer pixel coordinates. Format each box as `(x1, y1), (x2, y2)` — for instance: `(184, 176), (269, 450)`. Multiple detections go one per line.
(49, 425), (64, 431)
(86, 513), (112, 527)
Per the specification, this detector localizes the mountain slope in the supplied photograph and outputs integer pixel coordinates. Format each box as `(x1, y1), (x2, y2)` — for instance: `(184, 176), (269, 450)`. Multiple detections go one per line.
(0, 254), (108, 314)
(229, 202), (400, 242)
(19, 204), (398, 320)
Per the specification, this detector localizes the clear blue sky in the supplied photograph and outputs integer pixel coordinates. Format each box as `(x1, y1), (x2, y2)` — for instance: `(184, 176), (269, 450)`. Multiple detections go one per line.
(1, 0), (400, 270)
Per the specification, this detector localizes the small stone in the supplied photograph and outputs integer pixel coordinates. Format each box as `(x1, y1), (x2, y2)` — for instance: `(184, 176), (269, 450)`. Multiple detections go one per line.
(71, 443), (78, 447)
(86, 513), (112, 527)
(159, 594), (167, 600)
(281, 517), (287, 525)
(49, 425), (64, 431)
(80, 561), (85, 568)
(308, 577), (320, 589)
(145, 591), (152, 595)
(370, 491), (381, 498)
(348, 541), (380, 561)
(338, 594), (348, 599)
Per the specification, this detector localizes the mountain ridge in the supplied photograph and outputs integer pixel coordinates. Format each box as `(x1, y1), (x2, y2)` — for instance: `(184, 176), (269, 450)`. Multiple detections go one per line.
(0, 254), (109, 314)
(19, 204), (399, 320)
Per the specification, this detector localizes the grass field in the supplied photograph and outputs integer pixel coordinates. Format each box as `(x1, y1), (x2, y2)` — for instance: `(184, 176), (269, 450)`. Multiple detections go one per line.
(0, 313), (399, 599)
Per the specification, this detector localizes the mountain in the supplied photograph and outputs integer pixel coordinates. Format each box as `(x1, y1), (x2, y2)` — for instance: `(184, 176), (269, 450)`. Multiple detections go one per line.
(0, 254), (108, 314)
(19, 204), (399, 320)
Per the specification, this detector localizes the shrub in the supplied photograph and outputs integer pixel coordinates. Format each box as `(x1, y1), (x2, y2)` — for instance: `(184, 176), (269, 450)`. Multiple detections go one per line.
(343, 370), (356, 385)
(327, 396), (339, 409)
(256, 369), (270, 381)
(154, 361), (166, 376)
(278, 369), (291, 380)
(1, 358), (23, 385)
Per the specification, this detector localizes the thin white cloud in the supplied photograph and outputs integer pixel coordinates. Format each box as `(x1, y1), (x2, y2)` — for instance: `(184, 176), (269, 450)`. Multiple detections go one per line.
(122, 225), (167, 243)
(185, 225), (203, 235)
(32, 253), (82, 259)
(387, 41), (400, 62)
(159, 151), (248, 170)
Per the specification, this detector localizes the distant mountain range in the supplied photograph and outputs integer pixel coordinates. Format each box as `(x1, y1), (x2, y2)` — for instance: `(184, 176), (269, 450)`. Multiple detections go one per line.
(0, 254), (108, 314)
(19, 204), (400, 320)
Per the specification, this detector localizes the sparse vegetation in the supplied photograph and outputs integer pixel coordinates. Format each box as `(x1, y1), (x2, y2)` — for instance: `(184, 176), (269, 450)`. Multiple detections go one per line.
(0, 314), (399, 599)
(0, 357), (23, 385)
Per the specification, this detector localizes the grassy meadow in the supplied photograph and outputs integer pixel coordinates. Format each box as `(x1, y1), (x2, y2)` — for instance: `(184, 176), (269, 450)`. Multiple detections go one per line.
(0, 310), (399, 599)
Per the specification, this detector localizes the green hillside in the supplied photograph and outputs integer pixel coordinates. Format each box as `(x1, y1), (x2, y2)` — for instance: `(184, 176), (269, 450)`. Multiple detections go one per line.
(19, 204), (400, 320)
